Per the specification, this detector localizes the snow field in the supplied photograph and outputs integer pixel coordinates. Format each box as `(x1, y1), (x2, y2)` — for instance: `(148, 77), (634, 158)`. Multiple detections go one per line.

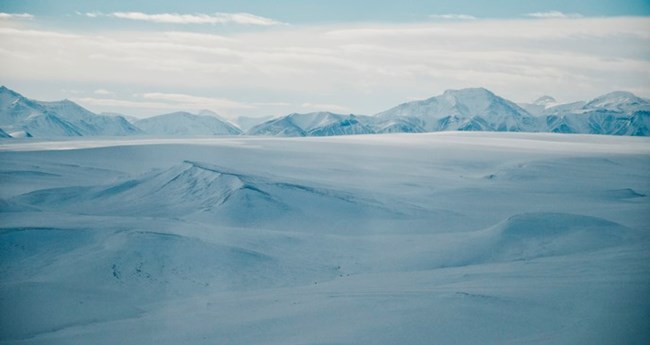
(1, 132), (649, 344)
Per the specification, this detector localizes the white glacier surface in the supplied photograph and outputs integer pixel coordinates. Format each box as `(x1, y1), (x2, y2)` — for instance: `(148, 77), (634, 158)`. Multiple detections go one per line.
(0, 132), (649, 344)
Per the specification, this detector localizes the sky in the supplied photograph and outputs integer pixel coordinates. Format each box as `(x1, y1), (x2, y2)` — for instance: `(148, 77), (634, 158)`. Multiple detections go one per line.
(1, 0), (649, 119)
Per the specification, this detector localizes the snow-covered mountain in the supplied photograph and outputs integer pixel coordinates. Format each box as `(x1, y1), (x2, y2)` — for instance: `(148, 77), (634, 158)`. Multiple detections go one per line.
(373, 88), (649, 136)
(0, 86), (82, 137)
(134, 111), (242, 136)
(39, 99), (141, 136)
(2, 85), (648, 138)
(543, 110), (649, 136)
(375, 88), (536, 132)
(0, 86), (140, 137)
(522, 91), (649, 118)
(248, 112), (374, 136)
(537, 92), (650, 135)
(519, 96), (560, 116)
(582, 91), (650, 113)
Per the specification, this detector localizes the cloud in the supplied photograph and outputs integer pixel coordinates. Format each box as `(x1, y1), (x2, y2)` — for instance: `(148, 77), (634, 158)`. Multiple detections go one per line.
(109, 12), (284, 25)
(93, 88), (113, 95)
(162, 31), (234, 43)
(429, 14), (476, 20)
(140, 92), (254, 109)
(75, 94), (254, 119)
(526, 11), (582, 19)
(0, 13), (34, 20)
(74, 97), (171, 110)
(83, 12), (103, 18)
(301, 103), (350, 113)
(252, 102), (292, 107)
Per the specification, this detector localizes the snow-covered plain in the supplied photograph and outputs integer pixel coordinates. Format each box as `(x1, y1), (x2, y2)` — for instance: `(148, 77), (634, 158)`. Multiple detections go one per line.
(1, 132), (649, 344)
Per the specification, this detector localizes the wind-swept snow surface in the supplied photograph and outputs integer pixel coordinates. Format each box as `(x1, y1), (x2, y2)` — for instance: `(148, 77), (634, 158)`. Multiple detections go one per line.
(1, 132), (649, 344)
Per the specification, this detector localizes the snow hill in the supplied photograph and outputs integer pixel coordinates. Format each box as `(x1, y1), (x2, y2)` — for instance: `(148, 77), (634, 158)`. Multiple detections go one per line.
(0, 86), (140, 137)
(13, 160), (396, 230)
(134, 112), (242, 136)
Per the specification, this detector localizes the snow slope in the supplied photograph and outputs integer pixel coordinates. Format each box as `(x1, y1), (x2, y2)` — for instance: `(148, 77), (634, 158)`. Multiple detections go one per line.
(134, 112), (242, 136)
(1, 132), (649, 344)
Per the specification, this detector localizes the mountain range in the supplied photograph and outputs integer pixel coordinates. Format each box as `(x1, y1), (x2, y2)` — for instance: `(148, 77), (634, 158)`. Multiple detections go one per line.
(1, 86), (648, 138)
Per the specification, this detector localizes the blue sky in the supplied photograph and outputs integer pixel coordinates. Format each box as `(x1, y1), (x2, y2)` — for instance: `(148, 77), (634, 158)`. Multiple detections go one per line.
(1, 0), (649, 118)
(3, 0), (650, 22)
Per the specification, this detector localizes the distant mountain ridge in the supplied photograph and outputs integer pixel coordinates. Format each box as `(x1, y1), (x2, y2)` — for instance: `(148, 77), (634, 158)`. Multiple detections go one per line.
(134, 112), (242, 136)
(1, 86), (648, 138)
(0, 86), (140, 137)
(248, 112), (374, 136)
(375, 88), (536, 132)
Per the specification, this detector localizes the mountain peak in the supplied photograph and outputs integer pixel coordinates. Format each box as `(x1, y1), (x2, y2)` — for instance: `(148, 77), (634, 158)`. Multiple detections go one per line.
(197, 109), (221, 117)
(584, 91), (648, 112)
(588, 91), (643, 104)
(375, 87), (532, 132)
(596, 91), (638, 99)
(0, 86), (22, 98)
(164, 111), (195, 117)
(440, 88), (499, 107)
(443, 87), (495, 98)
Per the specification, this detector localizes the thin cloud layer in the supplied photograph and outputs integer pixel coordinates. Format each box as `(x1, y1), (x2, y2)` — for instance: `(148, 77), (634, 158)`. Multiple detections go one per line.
(109, 12), (284, 25)
(526, 11), (583, 19)
(140, 92), (255, 109)
(429, 14), (477, 20)
(0, 13), (34, 20)
(93, 89), (114, 95)
(301, 102), (350, 113)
